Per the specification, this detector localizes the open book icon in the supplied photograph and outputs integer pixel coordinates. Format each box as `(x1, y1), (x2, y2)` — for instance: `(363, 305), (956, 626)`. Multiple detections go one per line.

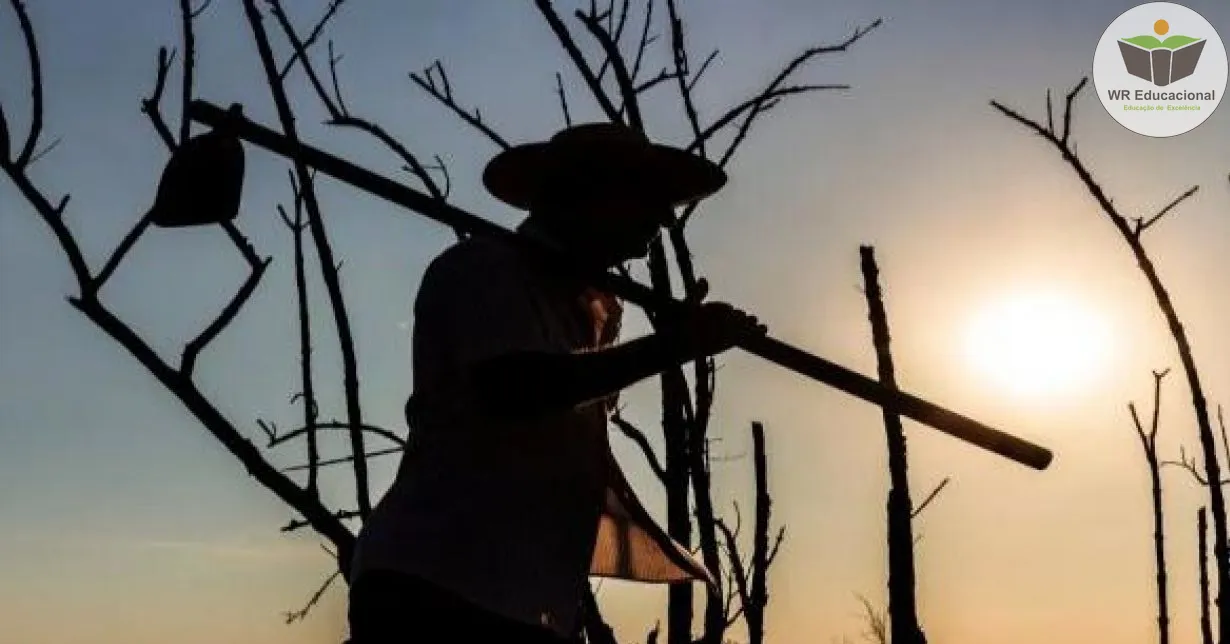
(1118, 35), (1207, 86)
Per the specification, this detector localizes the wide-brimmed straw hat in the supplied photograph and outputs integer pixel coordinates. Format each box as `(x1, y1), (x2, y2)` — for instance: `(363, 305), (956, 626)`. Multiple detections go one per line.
(482, 122), (727, 211)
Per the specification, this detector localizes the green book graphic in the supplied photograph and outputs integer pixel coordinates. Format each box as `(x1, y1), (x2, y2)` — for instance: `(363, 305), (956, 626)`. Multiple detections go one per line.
(1118, 34), (1207, 86)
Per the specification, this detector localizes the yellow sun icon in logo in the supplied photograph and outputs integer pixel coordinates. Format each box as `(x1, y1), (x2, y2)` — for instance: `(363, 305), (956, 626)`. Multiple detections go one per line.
(1155, 19), (1169, 35)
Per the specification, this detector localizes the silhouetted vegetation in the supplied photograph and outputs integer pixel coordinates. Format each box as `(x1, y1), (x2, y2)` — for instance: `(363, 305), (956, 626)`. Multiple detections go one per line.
(0, 0), (885, 641)
(994, 77), (1229, 644)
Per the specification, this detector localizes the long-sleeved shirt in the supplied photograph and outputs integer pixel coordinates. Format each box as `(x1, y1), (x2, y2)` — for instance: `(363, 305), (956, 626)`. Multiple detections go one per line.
(350, 223), (713, 638)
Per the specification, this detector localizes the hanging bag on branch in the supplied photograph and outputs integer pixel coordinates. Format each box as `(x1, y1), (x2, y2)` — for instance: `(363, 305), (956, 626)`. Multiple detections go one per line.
(149, 104), (246, 228)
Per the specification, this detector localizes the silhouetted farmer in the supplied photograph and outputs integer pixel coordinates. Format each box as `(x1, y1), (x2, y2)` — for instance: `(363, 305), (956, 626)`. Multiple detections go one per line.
(347, 122), (766, 643)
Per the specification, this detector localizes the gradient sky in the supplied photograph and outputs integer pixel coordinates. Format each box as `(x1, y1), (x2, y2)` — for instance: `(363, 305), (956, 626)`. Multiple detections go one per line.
(2, 1), (1229, 643)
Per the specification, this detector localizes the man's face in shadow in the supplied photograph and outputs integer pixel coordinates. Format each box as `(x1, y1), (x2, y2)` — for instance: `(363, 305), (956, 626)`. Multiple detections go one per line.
(538, 177), (675, 269)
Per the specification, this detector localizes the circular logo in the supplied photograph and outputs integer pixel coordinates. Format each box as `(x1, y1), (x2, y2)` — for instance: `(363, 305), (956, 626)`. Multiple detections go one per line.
(1093, 2), (1227, 137)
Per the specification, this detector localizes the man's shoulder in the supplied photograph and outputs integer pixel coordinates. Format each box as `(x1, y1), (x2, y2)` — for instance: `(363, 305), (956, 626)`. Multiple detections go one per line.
(427, 234), (527, 277)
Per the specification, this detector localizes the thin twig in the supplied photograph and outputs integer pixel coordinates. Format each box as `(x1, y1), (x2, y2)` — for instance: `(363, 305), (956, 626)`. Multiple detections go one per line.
(576, 10), (643, 129)
(687, 49), (719, 93)
(610, 413), (666, 482)
(555, 72), (572, 126)
(267, 421), (405, 448)
(25, 137), (60, 167)
(282, 446), (403, 472)
(180, 256), (272, 376)
(663, 0), (704, 156)
(240, 0), (372, 517)
(327, 41), (349, 116)
(141, 47), (178, 150)
(687, 18), (882, 156)
(283, 569), (341, 623)
(279, 172), (320, 494)
(686, 83), (851, 154)
(178, 0), (196, 144)
(633, 68), (678, 94)
(1136, 186), (1199, 236)
(533, 0), (621, 121)
(282, 509), (362, 532)
(276, 0), (349, 79)
(629, 0), (654, 83)
(189, 0), (213, 19)
(410, 61), (512, 150)
(1061, 77), (1088, 147)
(911, 477), (951, 519)
(1163, 446), (1230, 487)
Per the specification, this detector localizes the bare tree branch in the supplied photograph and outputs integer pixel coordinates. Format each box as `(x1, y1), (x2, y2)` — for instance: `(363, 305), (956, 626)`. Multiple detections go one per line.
(240, 0), (372, 518)
(277, 0), (348, 79)
(993, 81), (1229, 641)
(715, 516), (750, 620)
(2, 165), (88, 290)
(277, 174), (321, 494)
(268, 0), (452, 209)
(629, 0), (654, 83)
(141, 47), (178, 151)
(1060, 76), (1088, 147)
(178, 0), (196, 143)
(577, 10), (644, 130)
(282, 510), (362, 533)
(1129, 368), (1172, 644)
(686, 83), (850, 155)
(555, 72), (572, 126)
(592, 0), (633, 83)
(685, 18), (881, 155)
(24, 136), (60, 167)
(189, 0), (213, 19)
(533, 0), (621, 122)
(180, 255), (272, 376)
(67, 295), (355, 558)
(687, 49), (719, 93)
(663, 0), (704, 156)
(410, 61), (512, 150)
(611, 413), (666, 483)
(911, 477), (951, 520)
(634, 68), (679, 94)
(282, 446), (402, 472)
(266, 420), (405, 448)
(1135, 186), (1199, 236)
(1163, 445), (1230, 487)
(283, 569), (341, 623)
(9, 0), (43, 168)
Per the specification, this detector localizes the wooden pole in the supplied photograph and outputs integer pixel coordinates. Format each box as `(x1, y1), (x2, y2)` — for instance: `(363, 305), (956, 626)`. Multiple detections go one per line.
(187, 99), (1054, 471)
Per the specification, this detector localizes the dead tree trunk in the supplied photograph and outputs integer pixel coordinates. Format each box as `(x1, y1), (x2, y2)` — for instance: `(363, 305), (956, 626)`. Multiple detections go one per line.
(859, 246), (927, 644)
(716, 422), (785, 644)
(1130, 369), (1171, 644)
(747, 421), (773, 644)
(1201, 507), (1214, 644)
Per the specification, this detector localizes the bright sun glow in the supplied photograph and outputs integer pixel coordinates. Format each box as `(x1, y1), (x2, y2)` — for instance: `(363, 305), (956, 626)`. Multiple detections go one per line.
(963, 292), (1113, 398)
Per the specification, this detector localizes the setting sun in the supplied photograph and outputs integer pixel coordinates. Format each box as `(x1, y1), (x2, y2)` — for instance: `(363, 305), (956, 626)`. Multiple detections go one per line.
(963, 292), (1114, 398)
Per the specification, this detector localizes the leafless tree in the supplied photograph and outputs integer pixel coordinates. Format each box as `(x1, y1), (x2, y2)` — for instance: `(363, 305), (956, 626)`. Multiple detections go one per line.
(0, 0), (413, 614)
(858, 245), (928, 644)
(1201, 506), (1214, 644)
(1129, 368), (1172, 644)
(1, 0), (882, 640)
(991, 77), (1227, 643)
(715, 422), (786, 644)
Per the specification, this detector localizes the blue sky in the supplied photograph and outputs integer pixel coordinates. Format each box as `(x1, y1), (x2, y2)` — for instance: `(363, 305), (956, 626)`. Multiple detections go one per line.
(2, 1), (1229, 642)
